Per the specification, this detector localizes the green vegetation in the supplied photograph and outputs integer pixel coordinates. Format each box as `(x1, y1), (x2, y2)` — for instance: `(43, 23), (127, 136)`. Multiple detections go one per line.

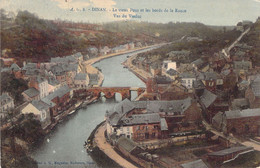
(240, 18), (260, 67)
(1, 113), (44, 168)
(136, 28), (241, 65)
(1, 10), (83, 62)
(0, 72), (28, 104)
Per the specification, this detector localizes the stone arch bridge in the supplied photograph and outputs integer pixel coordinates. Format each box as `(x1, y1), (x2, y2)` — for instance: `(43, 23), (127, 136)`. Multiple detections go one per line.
(87, 87), (145, 100)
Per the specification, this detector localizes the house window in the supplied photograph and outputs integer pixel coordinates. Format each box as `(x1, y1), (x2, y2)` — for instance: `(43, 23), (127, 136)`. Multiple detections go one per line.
(127, 127), (130, 131)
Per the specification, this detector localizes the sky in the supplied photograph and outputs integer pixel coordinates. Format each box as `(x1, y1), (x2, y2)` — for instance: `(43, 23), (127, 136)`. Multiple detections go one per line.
(1, 0), (260, 25)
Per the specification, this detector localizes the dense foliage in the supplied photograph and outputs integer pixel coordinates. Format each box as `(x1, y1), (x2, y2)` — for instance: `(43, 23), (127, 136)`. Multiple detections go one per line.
(136, 28), (241, 64)
(240, 18), (260, 67)
(0, 72), (28, 104)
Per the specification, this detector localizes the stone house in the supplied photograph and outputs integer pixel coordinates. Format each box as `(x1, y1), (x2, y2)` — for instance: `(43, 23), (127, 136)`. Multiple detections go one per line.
(208, 146), (254, 164)
(106, 98), (201, 141)
(74, 73), (89, 88)
(180, 72), (196, 89)
(28, 76), (49, 99)
(22, 87), (40, 102)
(21, 100), (51, 129)
(41, 85), (72, 118)
(212, 108), (260, 135)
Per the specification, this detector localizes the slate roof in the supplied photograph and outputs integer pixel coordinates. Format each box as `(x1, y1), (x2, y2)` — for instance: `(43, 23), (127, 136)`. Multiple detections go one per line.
(22, 63), (37, 70)
(251, 76), (260, 97)
(208, 146), (253, 156)
(123, 113), (160, 125)
(146, 97), (192, 114)
(117, 136), (138, 153)
(231, 98), (249, 110)
(166, 68), (178, 76)
(199, 72), (219, 80)
(181, 159), (208, 168)
(200, 89), (217, 108)
(155, 75), (173, 84)
(225, 108), (260, 119)
(108, 99), (136, 126)
(23, 88), (40, 98)
(10, 63), (20, 71)
(191, 58), (204, 66)
(43, 85), (71, 101)
(31, 100), (50, 111)
(233, 61), (252, 70)
(160, 118), (168, 131)
(193, 80), (205, 90)
(212, 112), (224, 130)
(180, 72), (196, 79)
(0, 93), (13, 103)
(89, 74), (99, 85)
(75, 73), (87, 80)
(51, 53), (82, 63)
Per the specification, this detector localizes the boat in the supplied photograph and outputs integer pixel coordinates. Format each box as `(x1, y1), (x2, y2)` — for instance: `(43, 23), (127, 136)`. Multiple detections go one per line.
(68, 110), (76, 115)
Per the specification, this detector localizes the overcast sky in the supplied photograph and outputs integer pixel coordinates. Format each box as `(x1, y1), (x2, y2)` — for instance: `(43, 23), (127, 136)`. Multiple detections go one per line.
(1, 0), (260, 25)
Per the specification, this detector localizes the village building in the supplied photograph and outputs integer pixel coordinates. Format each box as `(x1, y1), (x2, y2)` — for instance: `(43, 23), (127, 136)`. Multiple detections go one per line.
(106, 98), (201, 141)
(220, 69), (238, 91)
(50, 52), (83, 64)
(208, 146), (254, 164)
(180, 72), (196, 89)
(22, 88), (40, 102)
(212, 108), (260, 135)
(0, 93), (14, 118)
(99, 46), (111, 55)
(233, 60), (252, 74)
(245, 76), (260, 108)
(150, 63), (162, 77)
(88, 73), (99, 87)
(87, 47), (99, 57)
(21, 100), (52, 129)
(28, 76), (49, 99)
(231, 98), (249, 110)
(41, 85), (72, 118)
(74, 73), (89, 88)
(162, 60), (177, 72)
(191, 58), (209, 71)
(181, 159), (208, 168)
(197, 72), (223, 92)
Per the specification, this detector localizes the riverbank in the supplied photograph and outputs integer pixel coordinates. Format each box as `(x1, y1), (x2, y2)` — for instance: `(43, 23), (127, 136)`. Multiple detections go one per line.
(92, 123), (138, 168)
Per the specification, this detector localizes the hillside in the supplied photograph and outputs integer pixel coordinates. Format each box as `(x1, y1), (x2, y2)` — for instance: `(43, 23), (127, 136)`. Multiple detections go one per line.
(240, 17), (260, 67)
(136, 27), (241, 65)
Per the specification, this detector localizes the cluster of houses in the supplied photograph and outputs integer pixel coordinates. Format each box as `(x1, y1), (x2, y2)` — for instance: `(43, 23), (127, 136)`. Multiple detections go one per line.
(0, 52), (100, 129)
(87, 42), (141, 57)
(106, 97), (202, 142)
(131, 34), (260, 137)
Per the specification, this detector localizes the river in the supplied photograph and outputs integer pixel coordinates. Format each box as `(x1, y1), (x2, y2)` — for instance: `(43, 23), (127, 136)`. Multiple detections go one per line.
(32, 47), (157, 168)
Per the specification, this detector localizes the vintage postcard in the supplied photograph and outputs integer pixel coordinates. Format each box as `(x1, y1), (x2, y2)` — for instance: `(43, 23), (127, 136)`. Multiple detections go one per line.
(1, 0), (260, 168)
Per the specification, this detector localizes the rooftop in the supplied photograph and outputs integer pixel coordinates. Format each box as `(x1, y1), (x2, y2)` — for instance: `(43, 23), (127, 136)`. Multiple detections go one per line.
(123, 113), (161, 125)
(208, 146), (253, 156)
(31, 100), (50, 111)
(225, 108), (260, 119)
(200, 89), (217, 108)
(75, 73), (87, 81)
(23, 88), (40, 98)
(181, 159), (208, 168)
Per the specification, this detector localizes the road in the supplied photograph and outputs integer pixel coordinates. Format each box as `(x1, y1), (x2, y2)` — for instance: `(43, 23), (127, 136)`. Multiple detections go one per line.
(94, 123), (138, 168)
